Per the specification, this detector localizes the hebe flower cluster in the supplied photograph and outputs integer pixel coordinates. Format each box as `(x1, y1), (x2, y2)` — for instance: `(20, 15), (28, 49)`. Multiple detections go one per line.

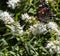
(0, 11), (23, 35)
(29, 22), (60, 35)
(46, 40), (60, 54)
(7, 0), (20, 9)
(0, 11), (14, 24)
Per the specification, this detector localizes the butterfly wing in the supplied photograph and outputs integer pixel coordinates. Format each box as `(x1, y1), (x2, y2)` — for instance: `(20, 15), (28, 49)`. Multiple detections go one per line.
(37, 2), (53, 22)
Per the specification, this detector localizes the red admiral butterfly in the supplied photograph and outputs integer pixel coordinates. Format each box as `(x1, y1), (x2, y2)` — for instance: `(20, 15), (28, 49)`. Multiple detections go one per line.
(37, 0), (53, 22)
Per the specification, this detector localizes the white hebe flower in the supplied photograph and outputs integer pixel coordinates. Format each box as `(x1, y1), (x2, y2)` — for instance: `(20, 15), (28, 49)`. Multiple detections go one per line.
(47, 22), (58, 30)
(37, 23), (47, 34)
(29, 25), (37, 35)
(46, 41), (54, 48)
(10, 22), (24, 35)
(46, 0), (48, 3)
(47, 22), (59, 34)
(56, 46), (60, 54)
(21, 13), (36, 23)
(46, 40), (60, 54)
(29, 23), (47, 35)
(7, 0), (20, 9)
(57, 30), (60, 36)
(21, 13), (31, 21)
(0, 11), (14, 24)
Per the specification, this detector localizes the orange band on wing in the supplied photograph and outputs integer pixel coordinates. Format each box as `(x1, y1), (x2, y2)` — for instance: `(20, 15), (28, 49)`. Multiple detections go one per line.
(38, 7), (46, 13)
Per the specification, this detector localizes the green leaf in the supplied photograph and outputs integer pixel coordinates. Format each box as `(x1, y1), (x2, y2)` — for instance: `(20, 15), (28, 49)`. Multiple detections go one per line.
(28, 8), (36, 14)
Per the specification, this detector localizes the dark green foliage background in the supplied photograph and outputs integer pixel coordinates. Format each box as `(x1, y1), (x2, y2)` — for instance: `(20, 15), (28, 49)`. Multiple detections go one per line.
(0, 0), (60, 56)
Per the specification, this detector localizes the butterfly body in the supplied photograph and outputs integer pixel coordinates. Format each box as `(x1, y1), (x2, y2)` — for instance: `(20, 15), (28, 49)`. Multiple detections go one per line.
(38, 7), (46, 14)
